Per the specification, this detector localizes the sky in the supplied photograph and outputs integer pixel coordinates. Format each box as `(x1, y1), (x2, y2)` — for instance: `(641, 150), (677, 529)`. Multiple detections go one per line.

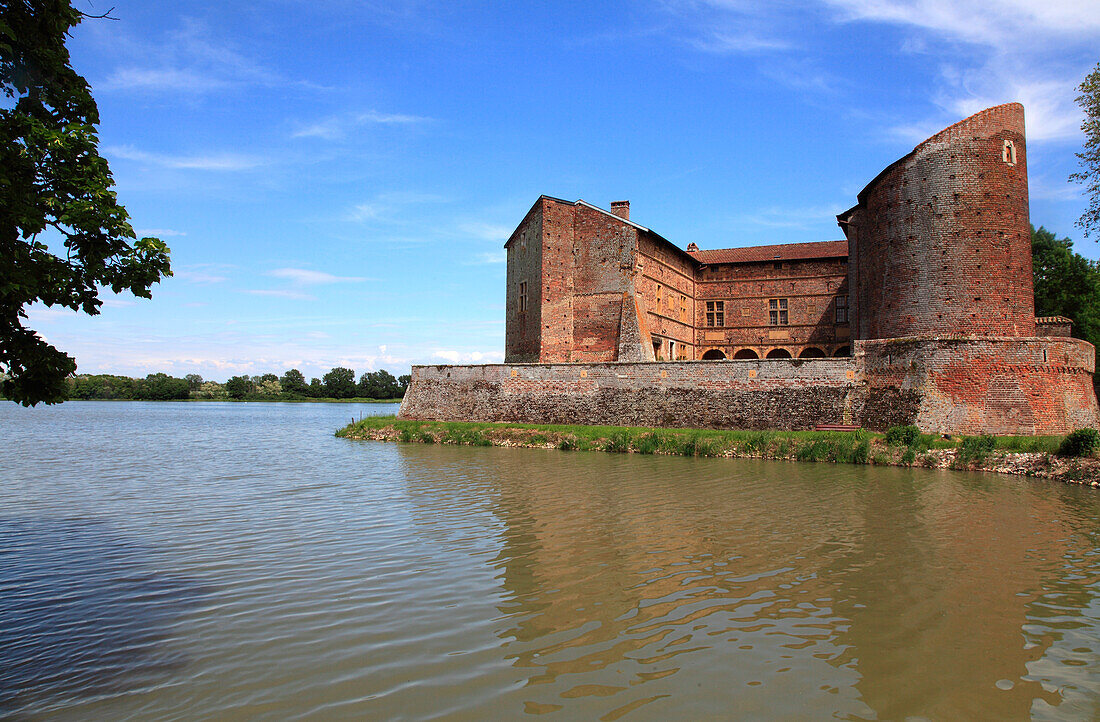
(25, 0), (1100, 382)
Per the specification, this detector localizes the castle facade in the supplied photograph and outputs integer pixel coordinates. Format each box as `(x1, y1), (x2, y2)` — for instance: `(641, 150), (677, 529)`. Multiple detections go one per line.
(401, 104), (1098, 434)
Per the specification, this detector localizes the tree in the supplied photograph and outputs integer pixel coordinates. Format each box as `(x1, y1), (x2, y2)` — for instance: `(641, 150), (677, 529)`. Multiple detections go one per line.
(1, 2), (172, 406)
(1073, 62), (1100, 238)
(225, 375), (252, 400)
(323, 367), (356, 399)
(1032, 225), (1100, 353)
(280, 368), (307, 397)
(398, 374), (411, 397)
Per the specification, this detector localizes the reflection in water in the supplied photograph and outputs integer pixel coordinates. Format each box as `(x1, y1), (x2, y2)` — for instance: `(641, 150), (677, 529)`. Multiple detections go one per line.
(2, 401), (1100, 719)
(0, 518), (211, 714)
(400, 447), (1100, 720)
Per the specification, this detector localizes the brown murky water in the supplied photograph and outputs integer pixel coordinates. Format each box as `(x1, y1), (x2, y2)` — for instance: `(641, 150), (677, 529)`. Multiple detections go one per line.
(3, 402), (1100, 719)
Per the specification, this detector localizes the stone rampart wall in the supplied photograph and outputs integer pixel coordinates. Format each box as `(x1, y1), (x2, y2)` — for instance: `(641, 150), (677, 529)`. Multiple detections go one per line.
(400, 359), (862, 431)
(400, 337), (1099, 435)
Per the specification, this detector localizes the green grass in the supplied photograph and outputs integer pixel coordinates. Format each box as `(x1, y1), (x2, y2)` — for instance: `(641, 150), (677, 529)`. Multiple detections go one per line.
(335, 416), (1084, 476)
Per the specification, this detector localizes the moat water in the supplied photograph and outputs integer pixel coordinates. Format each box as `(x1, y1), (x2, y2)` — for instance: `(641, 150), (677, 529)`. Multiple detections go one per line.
(2, 401), (1100, 719)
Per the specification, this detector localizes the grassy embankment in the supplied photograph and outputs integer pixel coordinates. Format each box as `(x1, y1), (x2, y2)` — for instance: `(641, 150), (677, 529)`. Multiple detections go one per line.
(337, 416), (1100, 486)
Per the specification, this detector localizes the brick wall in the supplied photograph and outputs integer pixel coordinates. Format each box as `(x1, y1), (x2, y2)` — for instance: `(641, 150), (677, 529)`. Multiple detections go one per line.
(695, 257), (849, 358)
(400, 359), (862, 430)
(505, 201), (544, 362)
(858, 337), (1097, 434)
(402, 337), (1098, 435)
(636, 232), (696, 359)
(843, 103), (1035, 340)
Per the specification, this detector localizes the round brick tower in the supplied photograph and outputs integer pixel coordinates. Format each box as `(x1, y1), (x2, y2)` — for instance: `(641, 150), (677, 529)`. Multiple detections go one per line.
(839, 103), (1035, 339)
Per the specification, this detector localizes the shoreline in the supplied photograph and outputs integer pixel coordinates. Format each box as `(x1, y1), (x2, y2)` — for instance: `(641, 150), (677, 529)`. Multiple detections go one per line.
(337, 416), (1100, 488)
(51, 397), (404, 404)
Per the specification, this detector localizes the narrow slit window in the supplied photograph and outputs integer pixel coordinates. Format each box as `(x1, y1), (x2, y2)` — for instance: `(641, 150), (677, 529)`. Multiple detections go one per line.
(518, 281), (528, 313)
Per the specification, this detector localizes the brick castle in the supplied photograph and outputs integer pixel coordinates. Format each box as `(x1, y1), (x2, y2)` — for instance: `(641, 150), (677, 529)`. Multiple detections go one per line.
(400, 104), (1099, 434)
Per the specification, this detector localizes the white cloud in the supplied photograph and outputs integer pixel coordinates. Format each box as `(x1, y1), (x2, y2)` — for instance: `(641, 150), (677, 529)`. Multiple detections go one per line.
(293, 110), (432, 140)
(467, 251), (507, 265)
(268, 268), (367, 285)
(244, 289), (316, 301)
(175, 270), (229, 284)
(93, 18), (319, 96)
(105, 145), (264, 171)
(822, 0), (1100, 46)
(430, 349), (505, 364)
(820, 0), (1100, 144)
(740, 204), (846, 230)
(344, 192), (448, 223)
(458, 221), (512, 242)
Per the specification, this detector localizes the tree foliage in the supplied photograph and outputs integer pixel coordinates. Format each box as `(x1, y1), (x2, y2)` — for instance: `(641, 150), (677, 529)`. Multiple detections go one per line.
(1032, 225), (1100, 353)
(323, 366), (357, 399)
(1073, 62), (1100, 239)
(1, 1), (171, 406)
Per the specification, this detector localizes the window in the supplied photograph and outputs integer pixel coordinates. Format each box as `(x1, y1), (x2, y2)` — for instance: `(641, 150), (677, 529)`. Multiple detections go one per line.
(706, 300), (724, 327)
(769, 298), (788, 325)
(1003, 139), (1016, 166)
(656, 284), (663, 310)
(835, 295), (848, 324)
(518, 281), (528, 313)
(773, 261), (783, 270)
(680, 295), (688, 322)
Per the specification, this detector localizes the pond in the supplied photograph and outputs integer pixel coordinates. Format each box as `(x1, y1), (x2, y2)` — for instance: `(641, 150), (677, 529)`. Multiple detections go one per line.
(2, 401), (1099, 719)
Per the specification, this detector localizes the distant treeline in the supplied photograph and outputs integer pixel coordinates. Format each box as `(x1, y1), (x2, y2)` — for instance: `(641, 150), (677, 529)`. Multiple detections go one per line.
(64, 367), (410, 401)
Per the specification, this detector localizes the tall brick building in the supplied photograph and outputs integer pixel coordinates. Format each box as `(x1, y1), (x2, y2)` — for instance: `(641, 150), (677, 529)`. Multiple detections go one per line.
(402, 104), (1097, 434)
(504, 103), (1050, 364)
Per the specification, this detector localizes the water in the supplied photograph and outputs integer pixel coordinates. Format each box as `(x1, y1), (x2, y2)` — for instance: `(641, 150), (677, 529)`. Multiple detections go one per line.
(2, 402), (1100, 720)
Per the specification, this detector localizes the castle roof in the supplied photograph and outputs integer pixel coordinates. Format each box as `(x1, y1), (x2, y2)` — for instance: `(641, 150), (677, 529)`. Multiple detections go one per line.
(686, 240), (848, 265)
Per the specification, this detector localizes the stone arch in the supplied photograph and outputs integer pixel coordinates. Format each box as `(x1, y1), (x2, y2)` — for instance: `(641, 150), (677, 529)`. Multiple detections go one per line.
(766, 348), (792, 359)
(701, 349), (726, 360)
(799, 347), (826, 358)
(733, 348), (759, 359)
(833, 346), (850, 357)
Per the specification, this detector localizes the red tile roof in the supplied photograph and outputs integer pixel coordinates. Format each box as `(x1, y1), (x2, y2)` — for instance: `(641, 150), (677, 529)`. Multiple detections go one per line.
(687, 240), (848, 265)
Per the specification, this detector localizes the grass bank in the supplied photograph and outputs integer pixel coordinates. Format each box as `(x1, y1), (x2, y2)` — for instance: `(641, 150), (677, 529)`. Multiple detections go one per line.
(337, 416), (1100, 487)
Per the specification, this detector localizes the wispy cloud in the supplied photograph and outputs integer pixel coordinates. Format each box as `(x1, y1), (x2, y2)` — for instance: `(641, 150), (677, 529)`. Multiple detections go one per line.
(466, 251), (507, 265)
(292, 110), (433, 140)
(821, 0), (1100, 143)
(175, 270), (229, 284)
(822, 0), (1100, 47)
(344, 192), (448, 223)
(137, 228), (187, 237)
(244, 289), (316, 301)
(740, 204), (845, 230)
(458, 221), (512, 242)
(268, 268), (367, 285)
(94, 18), (322, 96)
(430, 349), (505, 364)
(105, 145), (264, 171)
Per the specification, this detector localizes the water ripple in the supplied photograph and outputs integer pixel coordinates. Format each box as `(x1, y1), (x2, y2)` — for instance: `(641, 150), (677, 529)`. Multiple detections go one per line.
(2, 402), (1100, 719)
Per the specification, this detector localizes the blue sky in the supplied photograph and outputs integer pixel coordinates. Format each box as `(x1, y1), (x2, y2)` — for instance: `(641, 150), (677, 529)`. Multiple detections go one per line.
(29, 0), (1100, 381)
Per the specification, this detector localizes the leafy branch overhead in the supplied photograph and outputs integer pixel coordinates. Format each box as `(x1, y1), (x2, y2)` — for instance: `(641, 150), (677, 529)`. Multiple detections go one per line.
(1074, 62), (1100, 239)
(0, 0), (171, 406)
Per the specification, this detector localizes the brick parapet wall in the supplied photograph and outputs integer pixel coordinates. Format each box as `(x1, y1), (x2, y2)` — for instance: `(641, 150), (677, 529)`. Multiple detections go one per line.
(400, 359), (862, 430)
(401, 336), (1098, 435)
(857, 337), (1097, 435)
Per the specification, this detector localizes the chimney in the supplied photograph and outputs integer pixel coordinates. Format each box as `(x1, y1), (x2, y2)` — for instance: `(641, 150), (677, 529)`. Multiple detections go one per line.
(609, 200), (630, 220)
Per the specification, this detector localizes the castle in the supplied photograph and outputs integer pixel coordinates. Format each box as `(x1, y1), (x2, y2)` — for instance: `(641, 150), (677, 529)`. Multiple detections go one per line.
(400, 104), (1099, 435)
